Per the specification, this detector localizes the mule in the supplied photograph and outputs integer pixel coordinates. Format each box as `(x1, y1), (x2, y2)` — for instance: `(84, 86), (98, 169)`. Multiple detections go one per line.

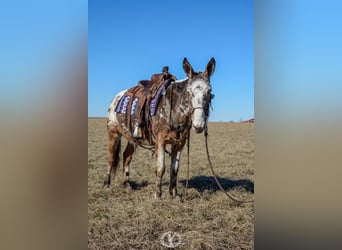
(104, 57), (216, 199)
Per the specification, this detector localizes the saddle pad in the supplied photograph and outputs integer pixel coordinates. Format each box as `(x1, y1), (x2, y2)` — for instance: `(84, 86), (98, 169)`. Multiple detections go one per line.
(115, 94), (140, 115)
(149, 85), (165, 116)
(115, 95), (130, 114)
(131, 97), (139, 115)
(149, 79), (173, 115)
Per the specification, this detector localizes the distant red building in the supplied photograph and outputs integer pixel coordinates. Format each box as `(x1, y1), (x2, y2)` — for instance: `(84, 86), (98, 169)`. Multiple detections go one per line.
(242, 118), (254, 124)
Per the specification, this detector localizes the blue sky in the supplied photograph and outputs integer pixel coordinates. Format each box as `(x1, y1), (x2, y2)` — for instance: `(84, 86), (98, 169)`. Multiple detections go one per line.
(0, 0), (87, 109)
(89, 0), (254, 121)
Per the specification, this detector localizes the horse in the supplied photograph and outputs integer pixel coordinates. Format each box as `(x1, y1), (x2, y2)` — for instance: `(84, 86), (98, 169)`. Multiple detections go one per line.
(104, 57), (216, 199)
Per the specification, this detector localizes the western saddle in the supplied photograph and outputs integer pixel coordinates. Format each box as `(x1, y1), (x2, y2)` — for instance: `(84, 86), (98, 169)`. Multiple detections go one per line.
(123, 66), (176, 140)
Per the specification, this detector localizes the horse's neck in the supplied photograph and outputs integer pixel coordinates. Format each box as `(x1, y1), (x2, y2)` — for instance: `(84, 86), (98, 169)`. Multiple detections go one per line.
(169, 81), (192, 123)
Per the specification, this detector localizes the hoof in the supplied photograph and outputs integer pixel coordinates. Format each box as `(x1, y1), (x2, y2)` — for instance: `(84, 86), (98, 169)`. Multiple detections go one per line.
(154, 192), (162, 200)
(123, 182), (132, 191)
(169, 192), (183, 202)
(175, 194), (183, 202)
(103, 179), (111, 188)
(169, 188), (178, 198)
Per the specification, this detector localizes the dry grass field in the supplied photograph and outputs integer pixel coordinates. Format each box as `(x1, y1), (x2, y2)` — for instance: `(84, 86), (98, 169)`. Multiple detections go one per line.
(88, 118), (254, 249)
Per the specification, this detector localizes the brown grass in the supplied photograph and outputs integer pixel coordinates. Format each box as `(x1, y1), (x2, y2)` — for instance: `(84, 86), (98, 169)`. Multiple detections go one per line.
(88, 118), (254, 249)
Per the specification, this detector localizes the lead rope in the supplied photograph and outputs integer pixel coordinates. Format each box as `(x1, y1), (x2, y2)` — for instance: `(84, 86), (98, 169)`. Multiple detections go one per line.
(185, 130), (190, 198)
(204, 125), (254, 203)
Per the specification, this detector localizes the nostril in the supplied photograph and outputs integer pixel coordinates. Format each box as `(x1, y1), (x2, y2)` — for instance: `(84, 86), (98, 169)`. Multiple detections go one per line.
(193, 124), (200, 129)
(193, 124), (204, 133)
(193, 122), (203, 128)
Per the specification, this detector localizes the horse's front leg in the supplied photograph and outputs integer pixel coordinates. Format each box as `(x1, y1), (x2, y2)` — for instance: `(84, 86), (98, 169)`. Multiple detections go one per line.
(155, 140), (166, 199)
(169, 139), (186, 198)
(169, 150), (181, 198)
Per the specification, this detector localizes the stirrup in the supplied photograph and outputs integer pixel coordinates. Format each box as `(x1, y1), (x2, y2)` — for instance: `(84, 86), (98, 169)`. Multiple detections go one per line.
(133, 123), (142, 138)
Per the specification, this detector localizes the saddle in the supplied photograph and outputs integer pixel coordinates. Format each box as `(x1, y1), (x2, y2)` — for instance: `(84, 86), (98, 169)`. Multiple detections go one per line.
(118, 70), (176, 140)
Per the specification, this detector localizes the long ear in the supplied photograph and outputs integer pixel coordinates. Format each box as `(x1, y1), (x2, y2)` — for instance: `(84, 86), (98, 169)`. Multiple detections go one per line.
(203, 57), (216, 78)
(183, 57), (194, 78)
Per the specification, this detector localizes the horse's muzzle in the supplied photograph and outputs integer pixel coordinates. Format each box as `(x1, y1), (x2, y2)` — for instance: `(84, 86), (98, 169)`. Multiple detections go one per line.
(193, 124), (204, 133)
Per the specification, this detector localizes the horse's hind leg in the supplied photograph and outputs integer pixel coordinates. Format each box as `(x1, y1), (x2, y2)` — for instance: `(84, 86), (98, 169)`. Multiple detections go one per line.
(122, 141), (135, 189)
(104, 130), (121, 188)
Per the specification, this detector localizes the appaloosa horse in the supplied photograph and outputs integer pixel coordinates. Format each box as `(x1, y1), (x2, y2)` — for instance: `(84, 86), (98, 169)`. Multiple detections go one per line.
(104, 57), (215, 198)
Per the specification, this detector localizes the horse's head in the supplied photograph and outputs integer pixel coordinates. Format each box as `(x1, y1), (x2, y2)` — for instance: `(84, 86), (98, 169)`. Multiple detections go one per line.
(183, 57), (216, 133)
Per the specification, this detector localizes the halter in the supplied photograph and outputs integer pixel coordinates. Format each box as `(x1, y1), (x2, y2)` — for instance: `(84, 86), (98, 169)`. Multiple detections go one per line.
(190, 91), (214, 123)
(191, 106), (205, 112)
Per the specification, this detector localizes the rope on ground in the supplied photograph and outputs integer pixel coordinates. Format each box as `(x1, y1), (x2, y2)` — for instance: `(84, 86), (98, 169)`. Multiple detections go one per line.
(204, 127), (254, 203)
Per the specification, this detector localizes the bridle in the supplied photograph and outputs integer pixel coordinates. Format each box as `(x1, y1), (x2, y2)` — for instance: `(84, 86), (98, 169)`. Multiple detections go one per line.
(189, 90), (214, 125)
(191, 106), (206, 112)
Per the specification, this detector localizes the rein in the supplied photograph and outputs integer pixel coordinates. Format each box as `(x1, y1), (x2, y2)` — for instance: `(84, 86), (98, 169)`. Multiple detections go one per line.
(185, 130), (190, 198)
(204, 125), (254, 203)
(183, 124), (253, 203)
